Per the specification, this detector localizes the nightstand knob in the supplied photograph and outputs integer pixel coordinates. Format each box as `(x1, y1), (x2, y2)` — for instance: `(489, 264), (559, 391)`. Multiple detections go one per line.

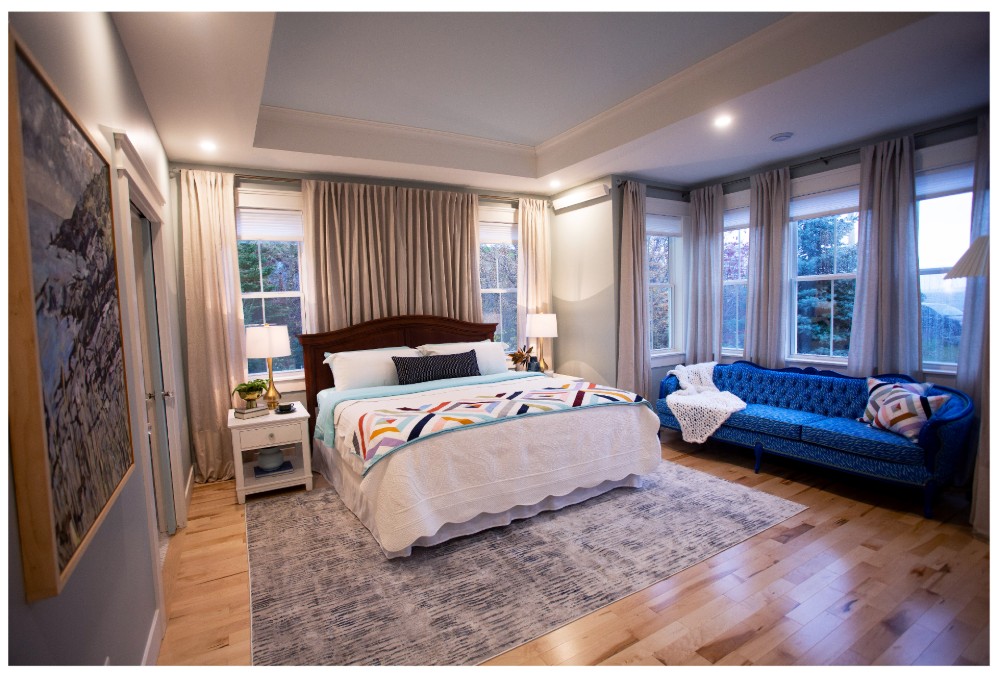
(268, 432), (276, 441)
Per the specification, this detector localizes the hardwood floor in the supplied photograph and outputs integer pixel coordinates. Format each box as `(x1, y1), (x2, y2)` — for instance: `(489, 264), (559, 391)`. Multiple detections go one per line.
(156, 432), (989, 666)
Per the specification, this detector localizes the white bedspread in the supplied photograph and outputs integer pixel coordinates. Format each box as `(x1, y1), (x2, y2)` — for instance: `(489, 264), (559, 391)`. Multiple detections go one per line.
(317, 376), (662, 557)
(666, 362), (746, 443)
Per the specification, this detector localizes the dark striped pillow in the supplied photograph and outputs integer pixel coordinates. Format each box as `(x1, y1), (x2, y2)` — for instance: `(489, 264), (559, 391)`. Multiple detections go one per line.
(392, 350), (481, 385)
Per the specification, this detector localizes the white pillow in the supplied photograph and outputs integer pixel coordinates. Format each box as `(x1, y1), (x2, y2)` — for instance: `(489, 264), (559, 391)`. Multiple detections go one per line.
(417, 340), (508, 375)
(323, 347), (420, 390)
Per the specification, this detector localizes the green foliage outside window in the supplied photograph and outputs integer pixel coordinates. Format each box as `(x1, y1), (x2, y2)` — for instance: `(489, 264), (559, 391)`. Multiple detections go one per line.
(794, 213), (858, 357)
(239, 240), (305, 374)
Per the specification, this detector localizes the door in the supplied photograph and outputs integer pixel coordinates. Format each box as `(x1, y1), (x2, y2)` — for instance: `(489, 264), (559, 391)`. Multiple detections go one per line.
(131, 203), (177, 534)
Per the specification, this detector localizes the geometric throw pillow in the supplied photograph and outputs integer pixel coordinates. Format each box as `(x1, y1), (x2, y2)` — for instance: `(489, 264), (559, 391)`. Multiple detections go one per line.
(861, 377), (932, 424)
(392, 350), (481, 386)
(871, 387), (950, 442)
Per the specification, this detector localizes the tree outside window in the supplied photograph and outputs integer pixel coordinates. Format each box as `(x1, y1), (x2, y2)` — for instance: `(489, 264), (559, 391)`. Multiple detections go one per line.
(647, 234), (673, 351)
(722, 228), (750, 351)
(479, 243), (518, 349)
(238, 240), (305, 374)
(793, 213), (858, 358)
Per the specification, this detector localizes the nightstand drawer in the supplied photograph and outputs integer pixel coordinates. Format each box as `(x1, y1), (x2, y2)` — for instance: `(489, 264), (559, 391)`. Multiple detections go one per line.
(239, 421), (302, 450)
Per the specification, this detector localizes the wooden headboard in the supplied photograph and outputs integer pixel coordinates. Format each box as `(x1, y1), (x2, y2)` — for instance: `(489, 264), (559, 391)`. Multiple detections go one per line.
(297, 314), (497, 432)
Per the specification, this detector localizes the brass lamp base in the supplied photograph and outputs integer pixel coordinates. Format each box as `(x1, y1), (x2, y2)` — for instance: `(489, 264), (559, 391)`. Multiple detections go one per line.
(263, 357), (282, 410)
(537, 342), (549, 372)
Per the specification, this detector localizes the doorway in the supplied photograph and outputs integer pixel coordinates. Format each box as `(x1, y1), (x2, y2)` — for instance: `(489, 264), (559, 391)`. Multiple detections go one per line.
(130, 202), (177, 538)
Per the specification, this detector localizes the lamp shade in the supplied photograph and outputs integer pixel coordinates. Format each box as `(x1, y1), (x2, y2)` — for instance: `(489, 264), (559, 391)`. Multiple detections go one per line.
(245, 324), (291, 359)
(525, 313), (558, 338)
(944, 235), (989, 279)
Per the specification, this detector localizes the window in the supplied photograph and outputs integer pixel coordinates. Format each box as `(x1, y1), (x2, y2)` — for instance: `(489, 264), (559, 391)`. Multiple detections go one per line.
(479, 205), (518, 349)
(646, 212), (683, 353)
(918, 192), (972, 366)
(792, 212), (859, 358)
(721, 227), (750, 351)
(237, 208), (305, 376)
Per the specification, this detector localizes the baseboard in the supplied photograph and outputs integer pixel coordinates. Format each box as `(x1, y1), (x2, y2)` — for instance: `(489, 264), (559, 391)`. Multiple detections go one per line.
(141, 606), (165, 665)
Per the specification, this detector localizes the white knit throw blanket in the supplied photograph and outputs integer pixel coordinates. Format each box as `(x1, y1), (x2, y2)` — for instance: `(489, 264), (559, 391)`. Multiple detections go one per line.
(665, 362), (746, 443)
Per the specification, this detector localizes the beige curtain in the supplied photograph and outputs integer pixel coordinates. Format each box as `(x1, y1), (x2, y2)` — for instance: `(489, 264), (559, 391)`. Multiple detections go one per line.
(745, 168), (790, 369)
(302, 181), (399, 332)
(179, 170), (242, 482)
(686, 185), (724, 364)
(397, 187), (482, 321)
(964, 115), (989, 538)
(616, 181), (651, 398)
(302, 180), (481, 332)
(848, 137), (922, 378)
(516, 198), (552, 357)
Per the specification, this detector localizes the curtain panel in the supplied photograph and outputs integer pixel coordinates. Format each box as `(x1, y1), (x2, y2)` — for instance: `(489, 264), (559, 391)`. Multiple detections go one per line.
(178, 169), (242, 482)
(615, 181), (651, 398)
(685, 184), (724, 364)
(962, 115), (989, 538)
(516, 198), (552, 355)
(302, 180), (481, 333)
(745, 168), (790, 369)
(848, 137), (922, 378)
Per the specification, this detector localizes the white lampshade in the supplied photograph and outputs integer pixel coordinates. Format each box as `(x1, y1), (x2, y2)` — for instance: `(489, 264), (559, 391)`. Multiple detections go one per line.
(944, 235), (989, 279)
(245, 324), (292, 359)
(525, 313), (558, 338)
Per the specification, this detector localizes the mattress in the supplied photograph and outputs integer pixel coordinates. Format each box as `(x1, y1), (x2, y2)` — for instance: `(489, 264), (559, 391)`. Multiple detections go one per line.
(313, 374), (663, 557)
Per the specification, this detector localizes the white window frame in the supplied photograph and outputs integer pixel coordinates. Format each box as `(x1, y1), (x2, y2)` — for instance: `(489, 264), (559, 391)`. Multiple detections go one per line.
(721, 196), (751, 357)
(646, 197), (687, 362)
(915, 150), (975, 373)
(236, 185), (306, 383)
(478, 202), (518, 350)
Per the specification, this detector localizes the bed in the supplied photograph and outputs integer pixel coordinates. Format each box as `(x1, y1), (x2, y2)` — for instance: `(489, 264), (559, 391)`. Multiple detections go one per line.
(299, 314), (662, 558)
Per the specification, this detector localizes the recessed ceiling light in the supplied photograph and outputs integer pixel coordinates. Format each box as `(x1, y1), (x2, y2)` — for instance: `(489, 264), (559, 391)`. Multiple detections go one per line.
(199, 139), (217, 152)
(770, 132), (794, 142)
(713, 114), (734, 129)
(549, 179), (561, 189)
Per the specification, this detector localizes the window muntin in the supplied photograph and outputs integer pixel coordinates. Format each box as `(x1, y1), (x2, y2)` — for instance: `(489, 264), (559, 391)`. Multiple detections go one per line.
(647, 234), (674, 352)
(918, 192), (972, 366)
(479, 241), (518, 349)
(236, 206), (305, 377)
(792, 212), (859, 358)
(721, 227), (750, 352)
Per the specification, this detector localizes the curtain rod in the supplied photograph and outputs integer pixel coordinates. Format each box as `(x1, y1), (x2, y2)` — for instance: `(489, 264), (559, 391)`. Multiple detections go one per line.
(236, 173), (301, 184)
(477, 194), (521, 203)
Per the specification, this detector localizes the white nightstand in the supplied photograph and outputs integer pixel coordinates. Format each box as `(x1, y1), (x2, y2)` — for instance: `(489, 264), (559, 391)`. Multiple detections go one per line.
(227, 404), (313, 504)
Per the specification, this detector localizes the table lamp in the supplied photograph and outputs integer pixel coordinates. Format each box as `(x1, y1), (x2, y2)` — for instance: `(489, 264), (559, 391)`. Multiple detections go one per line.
(526, 313), (558, 372)
(246, 324), (291, 410)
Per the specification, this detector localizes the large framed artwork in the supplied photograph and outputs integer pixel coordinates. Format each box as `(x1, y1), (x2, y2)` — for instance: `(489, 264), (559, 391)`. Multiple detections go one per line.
(8, 33), (136, 601)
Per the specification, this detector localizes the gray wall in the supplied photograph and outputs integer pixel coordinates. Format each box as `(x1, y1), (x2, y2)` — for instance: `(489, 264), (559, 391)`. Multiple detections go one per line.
(9, 12), (170, 665)
(550, 189), (617, 384)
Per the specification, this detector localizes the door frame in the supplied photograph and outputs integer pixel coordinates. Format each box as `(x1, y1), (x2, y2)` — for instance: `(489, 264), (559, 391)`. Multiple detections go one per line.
(110, 131), (191, 530)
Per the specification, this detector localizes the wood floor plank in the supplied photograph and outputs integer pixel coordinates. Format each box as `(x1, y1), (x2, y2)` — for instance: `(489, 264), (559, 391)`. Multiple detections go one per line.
(156, 435), (989, 666)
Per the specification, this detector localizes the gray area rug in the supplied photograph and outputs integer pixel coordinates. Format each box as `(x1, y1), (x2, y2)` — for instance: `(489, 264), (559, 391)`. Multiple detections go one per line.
(246, 460), (805, 666)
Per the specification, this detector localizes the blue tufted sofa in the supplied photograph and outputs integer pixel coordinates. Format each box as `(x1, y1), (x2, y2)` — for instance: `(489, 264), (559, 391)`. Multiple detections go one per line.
(656, 361), (974, 517)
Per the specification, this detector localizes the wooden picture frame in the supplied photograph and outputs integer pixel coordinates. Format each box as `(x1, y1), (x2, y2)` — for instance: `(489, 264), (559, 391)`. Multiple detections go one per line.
(8, 32), (136, 601)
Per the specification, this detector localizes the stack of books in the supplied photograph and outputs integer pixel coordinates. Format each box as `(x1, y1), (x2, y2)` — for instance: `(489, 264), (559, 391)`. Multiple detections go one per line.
(234, 406), (270, 420)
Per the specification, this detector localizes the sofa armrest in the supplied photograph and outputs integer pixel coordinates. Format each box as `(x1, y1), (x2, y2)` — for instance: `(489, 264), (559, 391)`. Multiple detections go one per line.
(659, 375), (681, 399)
(918, 385), (975, 476)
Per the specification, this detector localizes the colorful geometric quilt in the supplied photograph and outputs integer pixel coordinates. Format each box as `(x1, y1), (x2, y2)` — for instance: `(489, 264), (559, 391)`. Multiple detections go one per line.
(352, 381), (647, 475)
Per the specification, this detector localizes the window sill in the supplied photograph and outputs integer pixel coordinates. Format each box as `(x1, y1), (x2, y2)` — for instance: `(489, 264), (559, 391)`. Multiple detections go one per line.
(249, 371), (306, 393)
(651, 351), (685, 368)
(784, 355), (849, 371)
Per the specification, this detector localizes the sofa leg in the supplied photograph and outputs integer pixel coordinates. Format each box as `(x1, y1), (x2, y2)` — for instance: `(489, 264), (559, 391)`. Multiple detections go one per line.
(923, 482), (938, 519)
(753, 442), (764, 474)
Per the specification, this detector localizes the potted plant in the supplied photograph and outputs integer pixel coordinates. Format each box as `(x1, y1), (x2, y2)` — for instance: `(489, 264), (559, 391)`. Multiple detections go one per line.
(232, 378), (269, 409)
(510, 345), (533, 372)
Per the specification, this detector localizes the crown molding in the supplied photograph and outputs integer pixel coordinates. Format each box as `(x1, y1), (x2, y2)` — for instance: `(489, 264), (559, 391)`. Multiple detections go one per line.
(254, 105), (537, 178)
